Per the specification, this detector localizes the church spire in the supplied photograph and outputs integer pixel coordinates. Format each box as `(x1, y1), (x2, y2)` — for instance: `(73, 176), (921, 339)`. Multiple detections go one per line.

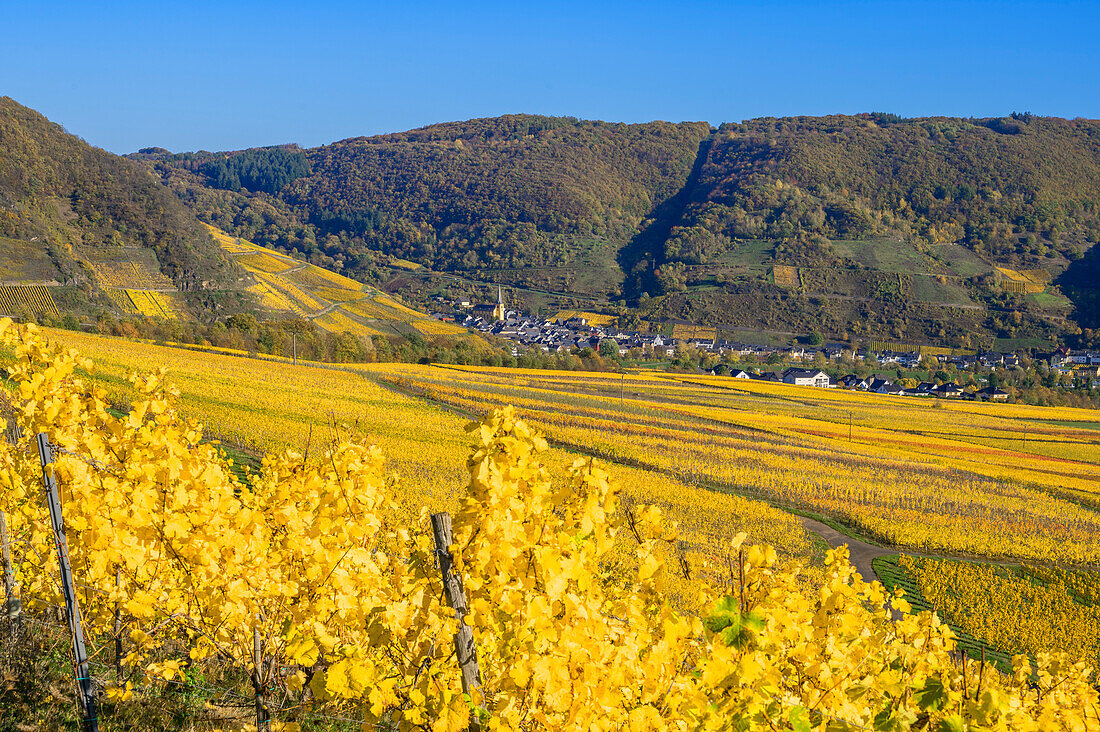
(492, 284), (506, 321)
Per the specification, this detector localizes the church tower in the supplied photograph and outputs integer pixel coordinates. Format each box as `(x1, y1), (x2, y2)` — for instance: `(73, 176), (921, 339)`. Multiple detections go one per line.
(492, 285), (506, 321)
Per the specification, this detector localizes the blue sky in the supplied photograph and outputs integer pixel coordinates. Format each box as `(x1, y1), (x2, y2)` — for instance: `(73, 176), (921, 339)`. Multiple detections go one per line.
(2, 0), (1098, 154)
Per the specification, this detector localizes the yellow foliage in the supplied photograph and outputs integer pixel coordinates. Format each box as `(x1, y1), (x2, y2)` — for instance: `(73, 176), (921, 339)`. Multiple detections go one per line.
(386, 365), (1100, 564)
(124, 289), (176, 318)
(901, 555), (1100, 669)
(671, 323), (718, 341)
(86, 260), (174, 289)
(413, 319), (468, 336)
(0, 320), (1096, 730)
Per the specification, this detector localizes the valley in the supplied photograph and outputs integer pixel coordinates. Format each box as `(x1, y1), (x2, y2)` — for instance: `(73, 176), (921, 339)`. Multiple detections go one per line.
(1, 96), (1099, 730)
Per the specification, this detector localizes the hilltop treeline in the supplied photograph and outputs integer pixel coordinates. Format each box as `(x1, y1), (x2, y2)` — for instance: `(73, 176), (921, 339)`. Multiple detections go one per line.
(132, 145), (313, 195)
(0, 97), (236, 290)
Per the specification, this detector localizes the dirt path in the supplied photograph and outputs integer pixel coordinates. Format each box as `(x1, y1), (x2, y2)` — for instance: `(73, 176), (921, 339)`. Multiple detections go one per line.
(798, 516), (907, 620)
(797, 516), (893, 584)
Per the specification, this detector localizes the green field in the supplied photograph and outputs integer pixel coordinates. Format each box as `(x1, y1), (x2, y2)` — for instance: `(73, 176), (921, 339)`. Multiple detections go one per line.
(933, 243), (993, 277)
(1028, 290), (1073, 310)
(832, 238), (931, 273)
(1044, 420), (1100, 431)
(910, 273), (975, 306)
(799, 267), (906, 298)
(716, 239), (774, 265)
(993, 336), (1049, 351)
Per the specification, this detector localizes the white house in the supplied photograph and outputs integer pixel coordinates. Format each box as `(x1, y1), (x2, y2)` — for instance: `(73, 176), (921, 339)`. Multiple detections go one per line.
(781, 368), (830, 388)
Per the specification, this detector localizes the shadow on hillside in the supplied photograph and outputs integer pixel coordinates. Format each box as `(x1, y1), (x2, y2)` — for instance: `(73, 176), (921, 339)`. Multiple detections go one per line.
(618, 136), (713, 303)
(1055, 243), (1100, 331)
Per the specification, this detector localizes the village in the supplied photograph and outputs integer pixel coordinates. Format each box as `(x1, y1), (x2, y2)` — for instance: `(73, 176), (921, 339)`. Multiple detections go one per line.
(430, 289), (1100, 400)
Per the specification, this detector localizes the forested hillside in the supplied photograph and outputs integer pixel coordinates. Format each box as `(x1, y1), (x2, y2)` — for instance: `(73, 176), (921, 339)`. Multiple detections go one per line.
(0, 97), (236, 292)
(135, 113), (1100, 347)
(134, 116), (712, 296)
(639, 114), (1100, 345)
(665, 114), (1100, 265)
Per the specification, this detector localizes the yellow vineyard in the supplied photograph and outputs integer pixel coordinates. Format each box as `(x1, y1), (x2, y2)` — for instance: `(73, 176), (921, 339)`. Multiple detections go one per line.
(245, 281), (295, 312)
(8, 323), (1098, 729)
(206, 224), (472, 342)
(671, 323), (718, 341)
(383, 365), (1100, 564)
(249, 270), (326, 315)
(0, 284), (59, 316)
(126, 289), (177, 318)
(901, 555), (1100, 669)
(868, 340), (975, 356)
(995, 266), (1048, 294)
(106, 289), (180, 318)
(39, 327), (1100, 705)
(549, 310), (615, 326)
(412, 318), (468, 336)
(312, 310), (387, 339)
(236, 251), (294, 274)
(86, 259), (174, 289)
(43, 329), (814, 577)
(312, 286), (370, 303)
(772, 264), (800, 288)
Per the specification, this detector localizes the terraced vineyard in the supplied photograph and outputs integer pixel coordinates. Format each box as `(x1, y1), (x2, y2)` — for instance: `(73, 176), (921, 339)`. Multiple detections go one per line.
(79, 252), (184, 318)
(84, 258), (175, 290)
(995, 265), (1049, 294)
(105, 288), (181, 318)
(0, 284), (59, 316)
(207, 225), (472, 340)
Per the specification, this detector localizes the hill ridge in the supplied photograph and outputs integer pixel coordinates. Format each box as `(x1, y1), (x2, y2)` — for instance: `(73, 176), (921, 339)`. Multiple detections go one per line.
(130, 112), (1100, 348)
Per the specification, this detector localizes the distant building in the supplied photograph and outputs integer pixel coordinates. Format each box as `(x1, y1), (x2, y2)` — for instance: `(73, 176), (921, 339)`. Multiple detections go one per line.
(933, 382), (965, 398)
(866, 377), (893, 392)
(837, 374), (866, 389)
(976, 386), (1010, 401)
(781, 368), (830, 388)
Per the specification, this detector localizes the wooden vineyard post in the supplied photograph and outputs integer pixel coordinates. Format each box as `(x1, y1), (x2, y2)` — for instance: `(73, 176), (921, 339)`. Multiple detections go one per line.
(113, 569), (123, 681)
(3, 418), (22, 637)
(37, 433), (99, 732)
(253, 627), (271, 732)
(431, 512), (485, 729)
(0, 511), (20, 638)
